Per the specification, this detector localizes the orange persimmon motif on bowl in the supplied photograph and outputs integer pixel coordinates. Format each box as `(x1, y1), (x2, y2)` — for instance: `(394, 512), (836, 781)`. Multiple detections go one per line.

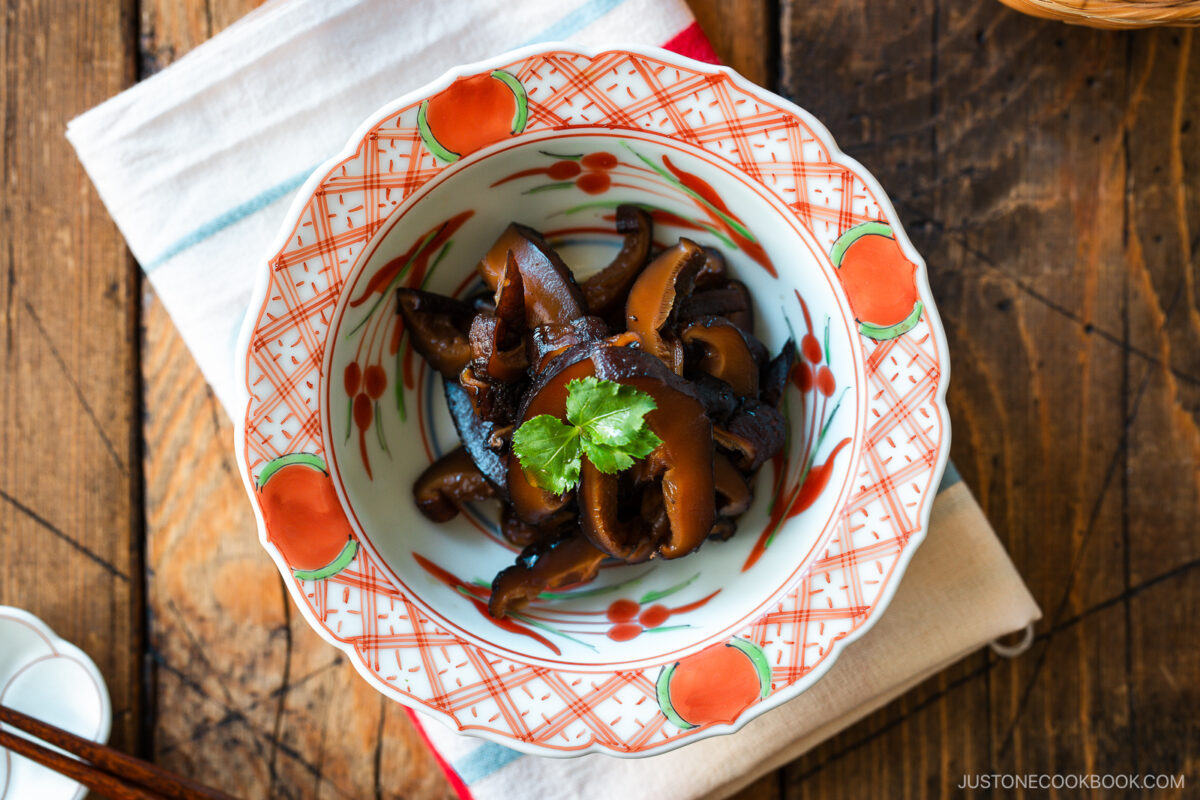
(830, 221), (924, 340)
(256, 454), (358, 581)
(658, 638), (771, 729)
(418, 70), (528, 163)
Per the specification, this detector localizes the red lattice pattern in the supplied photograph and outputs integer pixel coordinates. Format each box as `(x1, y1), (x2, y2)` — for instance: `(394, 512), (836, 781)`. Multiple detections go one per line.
(241, 48), (946, 754)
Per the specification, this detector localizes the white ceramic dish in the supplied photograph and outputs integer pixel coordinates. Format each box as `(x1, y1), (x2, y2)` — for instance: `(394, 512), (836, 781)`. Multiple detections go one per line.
(235, 43), (950, 757)
(0, 607), (111, 799)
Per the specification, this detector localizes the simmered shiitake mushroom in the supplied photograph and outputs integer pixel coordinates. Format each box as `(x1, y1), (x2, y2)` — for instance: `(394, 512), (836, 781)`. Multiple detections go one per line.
(580, 205), (653, 323)
(395, 289), (474, 378)
(413, 447), (496, 522)
(401, 213), (795, 619)
(625, 238), (705, 374)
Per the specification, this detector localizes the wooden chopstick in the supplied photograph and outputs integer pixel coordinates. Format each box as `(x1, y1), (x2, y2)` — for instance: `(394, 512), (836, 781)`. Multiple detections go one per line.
(0, 727), (163, 800)
(0, 704), (237, 800)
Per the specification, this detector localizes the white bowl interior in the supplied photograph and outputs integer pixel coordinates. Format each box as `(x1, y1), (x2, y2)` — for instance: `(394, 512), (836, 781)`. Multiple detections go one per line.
(322, 129), (866, 670)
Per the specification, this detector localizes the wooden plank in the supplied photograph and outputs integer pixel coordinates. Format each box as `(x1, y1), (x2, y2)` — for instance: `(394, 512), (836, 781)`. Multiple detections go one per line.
(137, 2), (453, 796)
(690, 0), (776, 88)
(777, 0), (1198, 796)
(0, 0), (142, 754)
(1121, 27), (1199, 789)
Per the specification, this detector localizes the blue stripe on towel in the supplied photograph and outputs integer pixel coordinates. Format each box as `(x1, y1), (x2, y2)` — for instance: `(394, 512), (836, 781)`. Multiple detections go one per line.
(938, 459), (962, 492)
(451, 742), (526, 784)
(519, 0), (628, 46)
(143, 166), (317, 272)
(140, 0), (630, 274)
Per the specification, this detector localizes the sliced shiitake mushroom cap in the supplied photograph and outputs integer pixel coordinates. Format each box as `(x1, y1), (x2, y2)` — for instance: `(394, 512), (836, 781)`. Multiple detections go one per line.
(695, 245), (729, 289)
(413, 447), (496, 523)
(713, 453), (752, 517)
(679, 280), (755, 333)
(506, 355), (597, 524)
(457, 365), (523, 424)
(624, 238), (705, 374)
(690, 372), (740, 422)
(469, 316), (529, 383)
(681, 316), (761, 399)
(489, 535), (608, 618)
(395, 289), (474, 378)
(443, 380), (508, 491)
(715, 400), (786, 473)
(580, 205), (653, 321)
(500, 505), (574, 549)
(509, 341), (715, 560)
(578, 458), (661, 560)
(760, 339), (796, 408)
(477, 223), (586, 326)
(585, 345), (715, 559)
(528, 316), (609, 373)
(469, 252), (528, 383)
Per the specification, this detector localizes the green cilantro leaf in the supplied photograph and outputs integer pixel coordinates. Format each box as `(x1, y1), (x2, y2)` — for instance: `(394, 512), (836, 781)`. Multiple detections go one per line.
(581, 426), (663, 474)
(510, 414), (582, 494)
(510, 377), (663, 491)
(565, 376), (658, 445)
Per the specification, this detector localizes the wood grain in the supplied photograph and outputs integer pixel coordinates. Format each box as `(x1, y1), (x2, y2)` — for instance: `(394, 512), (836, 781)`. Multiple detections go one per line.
(776, 1), (1199, 797)
(0, 0), (142, 755)
(137, 2), (453, 796)
(2, 0), (1184, 797)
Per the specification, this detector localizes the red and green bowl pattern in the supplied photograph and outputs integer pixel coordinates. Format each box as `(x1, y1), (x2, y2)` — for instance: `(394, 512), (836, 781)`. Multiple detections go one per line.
(236, 44), (950, 758)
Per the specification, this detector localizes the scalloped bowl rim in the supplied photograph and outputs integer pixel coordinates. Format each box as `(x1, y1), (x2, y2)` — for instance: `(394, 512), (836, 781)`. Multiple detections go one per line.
(233, 41), (952, 758)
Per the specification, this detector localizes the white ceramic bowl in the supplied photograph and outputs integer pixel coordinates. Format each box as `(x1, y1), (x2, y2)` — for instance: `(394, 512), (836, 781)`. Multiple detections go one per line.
(236, 43), (950, 757)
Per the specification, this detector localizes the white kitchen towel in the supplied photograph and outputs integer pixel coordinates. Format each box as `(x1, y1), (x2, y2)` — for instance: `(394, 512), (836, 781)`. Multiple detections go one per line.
(66, 2), (1040, 799)
(67, 0), (705, 415)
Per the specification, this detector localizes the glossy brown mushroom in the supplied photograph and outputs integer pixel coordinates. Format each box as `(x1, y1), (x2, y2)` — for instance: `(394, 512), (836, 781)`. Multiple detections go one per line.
(681, 316), (760, 398)
(395, 289), (474, 378)
(458, 365), (522, 424)
(713, 453), (752, 516)
(580, 205), (653, 321)
(500, 505), (573, 549)
(469, 253), (529, 383)
(489, 535), (608, 618)
(624, 238), (705, 373)
(695, 245), (729, 289)
(477, 223), (586, 325)
(413, 447), (496, 522)
(506, 355), (595, 524)
(578, 458), (660, 560)
(760, 339), (796, 408)
(469, 316), (529, 383)
(509, 342), (715, 560)
(679, 280), (755, 333)
(443, 380), (508, 491)
(528, 316), (609, 373)
(586, 345), (715, 559)
(714, 400), (786, 472)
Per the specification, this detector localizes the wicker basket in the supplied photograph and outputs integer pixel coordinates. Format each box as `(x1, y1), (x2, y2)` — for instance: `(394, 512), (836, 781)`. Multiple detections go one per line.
(999, 0), (1200, 27)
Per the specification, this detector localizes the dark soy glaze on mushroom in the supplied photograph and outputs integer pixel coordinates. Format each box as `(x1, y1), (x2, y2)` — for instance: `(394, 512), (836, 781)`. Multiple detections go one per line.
(413, 447), (496, 522)
(624, 238), (705, 374)
(396, 289), (475, 378)
(400, 215), (798, 620)
(442, 381), (508, 492)
(580, 205), (653, 323)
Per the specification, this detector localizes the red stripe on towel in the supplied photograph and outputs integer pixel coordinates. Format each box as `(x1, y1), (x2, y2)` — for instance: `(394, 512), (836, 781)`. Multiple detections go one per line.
(405, 708), (476, 800)
(662, 21), (720, 64)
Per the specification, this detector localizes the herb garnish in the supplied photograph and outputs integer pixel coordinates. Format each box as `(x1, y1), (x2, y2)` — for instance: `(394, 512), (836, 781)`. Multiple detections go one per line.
(511, 377), (663, 494)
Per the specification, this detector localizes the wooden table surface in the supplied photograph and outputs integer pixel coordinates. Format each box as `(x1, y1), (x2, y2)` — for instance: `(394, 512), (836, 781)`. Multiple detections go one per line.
(1, 0), (1196, 797)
